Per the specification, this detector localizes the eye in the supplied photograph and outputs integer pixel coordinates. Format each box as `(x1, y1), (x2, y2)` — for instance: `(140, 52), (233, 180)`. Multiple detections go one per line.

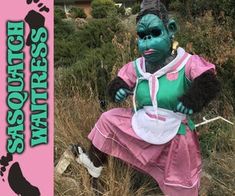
(137, 31), (146, 39)
(151, 29), (162, 37)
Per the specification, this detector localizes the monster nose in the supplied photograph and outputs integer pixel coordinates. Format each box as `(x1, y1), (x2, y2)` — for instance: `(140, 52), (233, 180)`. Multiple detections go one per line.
(143, 35), (152, 40)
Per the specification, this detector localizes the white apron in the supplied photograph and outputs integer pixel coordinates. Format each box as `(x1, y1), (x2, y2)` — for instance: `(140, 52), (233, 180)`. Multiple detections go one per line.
(131, 48), (191, 145)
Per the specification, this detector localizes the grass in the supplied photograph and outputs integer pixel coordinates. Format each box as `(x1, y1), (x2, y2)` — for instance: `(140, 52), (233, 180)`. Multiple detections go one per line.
(54, 81), (235, 195)
(55, 12), (235, 196)
(54, 90), (164, 195)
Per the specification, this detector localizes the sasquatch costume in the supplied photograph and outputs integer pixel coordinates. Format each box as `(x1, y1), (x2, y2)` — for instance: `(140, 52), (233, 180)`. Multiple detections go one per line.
(72, 1), (220, 195)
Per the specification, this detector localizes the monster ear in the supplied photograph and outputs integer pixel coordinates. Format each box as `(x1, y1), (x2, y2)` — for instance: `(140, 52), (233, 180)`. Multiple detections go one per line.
(167, 19), (177, 38)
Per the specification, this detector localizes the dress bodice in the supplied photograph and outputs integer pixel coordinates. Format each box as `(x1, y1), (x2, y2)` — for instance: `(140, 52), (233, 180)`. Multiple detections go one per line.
(135, 67), (191, 110)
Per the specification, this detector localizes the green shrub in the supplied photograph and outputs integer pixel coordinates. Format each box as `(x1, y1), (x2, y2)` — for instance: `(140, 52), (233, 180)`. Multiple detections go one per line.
(116, 5), (125, 16)
(176, 12), (235, 65)
(91, 0), (115, 7)
(75, 17), (121, 48)
(175, 12), (235, 114)
(169, 0), (186, 15)
(55, 6), (65, 20)
(55, 42), (117, 97)
(91, 0), (117, 18)
(131, 3), (140, 15)
(169, 0), (235, 20)
(54, 15), (124, 93)
(54, 18), (82, 67)
(54, 36), (86, 68)
(55, 19), (76, 40)
(54, 6), (66, 25)
(54, 12), (135, 98)
(70, 7), (87, 18)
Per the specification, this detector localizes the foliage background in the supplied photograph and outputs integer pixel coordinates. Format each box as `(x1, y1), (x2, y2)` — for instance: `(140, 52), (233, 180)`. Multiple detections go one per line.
(55, 1), (235, 195)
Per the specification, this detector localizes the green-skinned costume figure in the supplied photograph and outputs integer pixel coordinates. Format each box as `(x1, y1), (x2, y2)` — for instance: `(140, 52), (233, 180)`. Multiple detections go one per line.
(71, 1), (220, 195)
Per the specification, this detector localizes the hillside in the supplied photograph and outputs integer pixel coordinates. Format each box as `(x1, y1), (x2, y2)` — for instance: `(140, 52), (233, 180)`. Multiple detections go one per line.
(54, 2), (235, 195)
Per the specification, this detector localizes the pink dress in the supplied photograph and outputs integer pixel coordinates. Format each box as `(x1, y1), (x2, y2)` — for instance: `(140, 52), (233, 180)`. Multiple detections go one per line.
(88, 50), (215, 196)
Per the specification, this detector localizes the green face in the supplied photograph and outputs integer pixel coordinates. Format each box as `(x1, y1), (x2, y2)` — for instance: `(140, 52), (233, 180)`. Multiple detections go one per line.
(137, 14), (172, 65)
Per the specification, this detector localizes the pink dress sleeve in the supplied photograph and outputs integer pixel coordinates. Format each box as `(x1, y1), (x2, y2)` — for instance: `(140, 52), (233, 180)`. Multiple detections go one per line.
(117, 61), (137, 89)
(185, 55), (216, 81)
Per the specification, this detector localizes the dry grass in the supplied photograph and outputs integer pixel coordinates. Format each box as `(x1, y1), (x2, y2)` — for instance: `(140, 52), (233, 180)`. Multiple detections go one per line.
(54, 90), (164, 196)
(54, 85), (235, 195)
(54, 13), (235, 196)
(202, 152), (235, 196)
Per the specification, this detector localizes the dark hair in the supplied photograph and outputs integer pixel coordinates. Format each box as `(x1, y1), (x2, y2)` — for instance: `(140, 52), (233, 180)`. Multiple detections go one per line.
(136, 0), (169, 25)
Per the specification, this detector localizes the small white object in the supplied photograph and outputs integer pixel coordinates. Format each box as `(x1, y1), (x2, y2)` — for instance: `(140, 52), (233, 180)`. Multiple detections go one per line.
(195, 116), (234, 128)
(64, 4), (70, 15)
(125, 8), (132, 16)
(76, 147), (103, 178)
(115, 3), (122, 8)
(55, 149), (73, 175)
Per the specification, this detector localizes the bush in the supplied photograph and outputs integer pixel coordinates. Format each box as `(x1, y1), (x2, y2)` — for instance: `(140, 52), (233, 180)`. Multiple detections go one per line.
(116, 5), (125, 16)
(54, 36), (86, 68)
(169, 0), (235, 20)
(55, 6), (66, 23)
(54, 17), (81, 67)
(54, 11), (138, 98)
(131, 3), (140, 15)
(75, 17), (121, 48)
(175, 12), (235, 113)
(54, 14), (125, 96)
(55, 19), (76, 39)
(70, 7), (86, 19)
(176, 12), (235, 65)
(91, 0), (117, 18)
(55, 42), (117, 97)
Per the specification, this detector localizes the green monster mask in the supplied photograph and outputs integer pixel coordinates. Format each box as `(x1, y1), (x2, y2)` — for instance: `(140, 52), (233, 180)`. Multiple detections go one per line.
(137, 14), (177, 66)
